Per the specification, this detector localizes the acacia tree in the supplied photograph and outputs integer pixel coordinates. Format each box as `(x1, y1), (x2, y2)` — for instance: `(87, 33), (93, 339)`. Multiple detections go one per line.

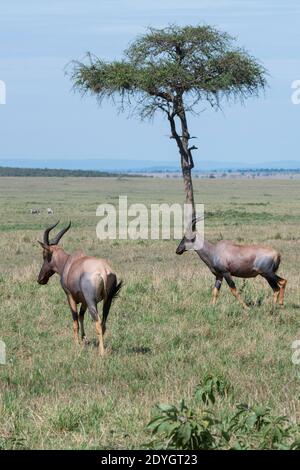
(70, 25), (266, 220)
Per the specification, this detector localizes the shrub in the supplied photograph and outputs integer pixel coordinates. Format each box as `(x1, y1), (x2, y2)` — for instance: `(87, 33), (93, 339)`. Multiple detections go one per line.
(146, 375), (300, 450)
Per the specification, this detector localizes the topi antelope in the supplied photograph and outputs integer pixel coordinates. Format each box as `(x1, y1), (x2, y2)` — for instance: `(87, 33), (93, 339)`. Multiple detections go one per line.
(176, 218), (287, 308)
(37, 221), (122, 355)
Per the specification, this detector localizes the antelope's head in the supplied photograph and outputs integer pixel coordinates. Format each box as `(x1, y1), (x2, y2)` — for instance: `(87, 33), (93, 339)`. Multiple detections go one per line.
(37, 221), (71, 284)
(176, 216), (204, 255)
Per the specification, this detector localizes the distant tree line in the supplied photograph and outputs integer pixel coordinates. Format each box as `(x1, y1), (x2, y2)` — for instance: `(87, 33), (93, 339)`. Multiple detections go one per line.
(0, 167), (133, 177)
(226, 168), (300, 173)
(1, 166), (298, 178)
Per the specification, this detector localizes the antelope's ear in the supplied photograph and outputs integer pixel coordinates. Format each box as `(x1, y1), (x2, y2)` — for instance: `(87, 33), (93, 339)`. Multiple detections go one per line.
(38, 241), (51, 252)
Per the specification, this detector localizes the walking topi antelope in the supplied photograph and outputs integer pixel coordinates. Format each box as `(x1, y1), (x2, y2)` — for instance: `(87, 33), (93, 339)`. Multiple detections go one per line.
(37, 221), (122, 355)
(176, 218), (287, 308)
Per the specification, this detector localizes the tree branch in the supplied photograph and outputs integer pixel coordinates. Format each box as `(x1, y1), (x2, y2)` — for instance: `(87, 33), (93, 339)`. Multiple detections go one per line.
(167, 113), (185, 155)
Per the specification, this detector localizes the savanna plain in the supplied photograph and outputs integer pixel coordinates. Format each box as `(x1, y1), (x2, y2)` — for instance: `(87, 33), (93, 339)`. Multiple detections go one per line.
(0, 176), (300, 449)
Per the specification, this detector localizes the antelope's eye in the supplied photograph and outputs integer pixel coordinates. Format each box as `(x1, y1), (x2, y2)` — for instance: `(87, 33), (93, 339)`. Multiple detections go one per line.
(190, 236), (196, 243)
(44, 251), (52, 261)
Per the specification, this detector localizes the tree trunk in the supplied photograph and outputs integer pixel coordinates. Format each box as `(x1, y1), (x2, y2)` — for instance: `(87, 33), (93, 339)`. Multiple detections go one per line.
(167, 105), (197, 228)
(182, 160), (196, 218)
(180, 116), (196, 225)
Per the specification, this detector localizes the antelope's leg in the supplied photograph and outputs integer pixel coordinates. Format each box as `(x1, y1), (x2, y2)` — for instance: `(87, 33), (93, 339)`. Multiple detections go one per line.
(95, 318), (105, 356)
(88, 304), (105, 356)
(102, 294), (114, 335)
(212, 277), (223, 305)
(277, 277), (287, 306)
(224, 273), (249, 309)
(67, 295), (79, 343)
(264, 274), (281, 306)
(79, 303), (87, 341)
(274, 290), (280, 306)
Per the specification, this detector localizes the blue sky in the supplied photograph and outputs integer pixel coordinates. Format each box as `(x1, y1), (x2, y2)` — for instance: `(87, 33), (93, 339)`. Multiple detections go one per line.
(0, 0), (299, 167)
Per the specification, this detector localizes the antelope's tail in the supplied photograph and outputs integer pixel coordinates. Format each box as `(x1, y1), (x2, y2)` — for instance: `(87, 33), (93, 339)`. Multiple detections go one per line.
(102, 277), (123, 328)
(110, 279), (123, 302)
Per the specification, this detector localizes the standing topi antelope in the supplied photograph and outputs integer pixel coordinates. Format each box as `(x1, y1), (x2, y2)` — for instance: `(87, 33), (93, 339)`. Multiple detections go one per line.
(37, 221), (122, 355)
(176, 218), (287, 308)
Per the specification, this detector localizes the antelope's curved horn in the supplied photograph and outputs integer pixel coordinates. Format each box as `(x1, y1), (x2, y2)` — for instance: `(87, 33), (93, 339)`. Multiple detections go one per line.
(43, 221), (60, 245)
(50, 221), (71, 245)
(186, 216), (204, 234)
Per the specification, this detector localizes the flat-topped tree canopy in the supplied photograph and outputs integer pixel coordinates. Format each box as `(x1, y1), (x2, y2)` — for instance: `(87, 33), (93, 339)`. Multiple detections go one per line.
(70, 24), (266, 116)
(69, 24), (267, 219)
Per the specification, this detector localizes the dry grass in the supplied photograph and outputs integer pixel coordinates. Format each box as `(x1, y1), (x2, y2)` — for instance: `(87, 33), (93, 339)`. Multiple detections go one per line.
(0, 177), (300, 449)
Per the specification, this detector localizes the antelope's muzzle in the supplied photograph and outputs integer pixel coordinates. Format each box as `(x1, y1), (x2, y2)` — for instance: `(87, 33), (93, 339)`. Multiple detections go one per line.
(37, 270), (54, 285)
(176, 246), (185, 255)
(37, 275), (48, 285)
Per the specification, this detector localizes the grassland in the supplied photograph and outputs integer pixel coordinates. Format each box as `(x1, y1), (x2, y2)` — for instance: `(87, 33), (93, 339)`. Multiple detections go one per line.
(0, 176), (300, 449)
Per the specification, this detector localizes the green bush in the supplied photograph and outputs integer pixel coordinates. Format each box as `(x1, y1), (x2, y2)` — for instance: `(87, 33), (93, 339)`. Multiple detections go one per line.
(146, 375), (300, 450)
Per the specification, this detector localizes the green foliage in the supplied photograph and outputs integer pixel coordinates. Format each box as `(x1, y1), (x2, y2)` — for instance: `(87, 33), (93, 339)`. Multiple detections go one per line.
(69, 24), (266, 119)
(195, 374), (232, 405)
(147, 400), (219, 450)
(228, 403), (300, 450)
(146, 376), (300, 450)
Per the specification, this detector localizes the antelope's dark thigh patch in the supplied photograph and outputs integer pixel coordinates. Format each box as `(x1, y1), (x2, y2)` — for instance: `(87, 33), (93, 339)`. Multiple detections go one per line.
(264, 273), (280, 291)
(223, 273), (236, 288)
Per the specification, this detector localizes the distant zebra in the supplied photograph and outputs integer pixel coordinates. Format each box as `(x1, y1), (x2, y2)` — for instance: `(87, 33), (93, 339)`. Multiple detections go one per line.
(30, 208), (40, 215)
(47, 208), (54, 215)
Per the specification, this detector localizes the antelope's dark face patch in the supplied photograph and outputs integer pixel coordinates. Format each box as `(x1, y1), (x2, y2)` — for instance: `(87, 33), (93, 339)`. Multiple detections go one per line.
(176, 236), (196, 255)
(37, 246), (55, 285)
(176, 240), (185, 255)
